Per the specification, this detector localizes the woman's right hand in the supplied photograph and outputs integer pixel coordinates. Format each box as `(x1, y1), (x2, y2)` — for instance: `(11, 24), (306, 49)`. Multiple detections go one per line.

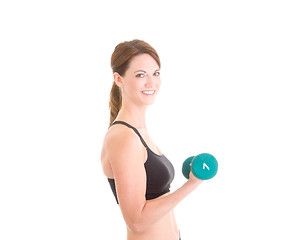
(188, 171), (204, 185)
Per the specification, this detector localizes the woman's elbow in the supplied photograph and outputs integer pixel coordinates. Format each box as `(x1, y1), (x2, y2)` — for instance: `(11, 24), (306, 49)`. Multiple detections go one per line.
(127, 220), (147, 234)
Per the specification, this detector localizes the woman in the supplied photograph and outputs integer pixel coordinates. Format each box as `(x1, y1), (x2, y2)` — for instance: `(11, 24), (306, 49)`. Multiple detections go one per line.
(101, 40), (203, 240)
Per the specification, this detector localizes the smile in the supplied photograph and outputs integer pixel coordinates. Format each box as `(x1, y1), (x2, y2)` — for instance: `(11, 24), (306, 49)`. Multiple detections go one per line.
(142, 90), (155, 95)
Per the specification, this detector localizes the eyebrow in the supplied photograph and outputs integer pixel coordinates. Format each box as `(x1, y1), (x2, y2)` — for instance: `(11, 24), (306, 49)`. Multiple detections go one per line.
(134, 69), (160, 73)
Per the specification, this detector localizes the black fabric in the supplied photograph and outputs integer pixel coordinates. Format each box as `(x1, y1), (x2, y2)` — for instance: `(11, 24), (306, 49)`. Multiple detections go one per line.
(107, 121), (175, 204)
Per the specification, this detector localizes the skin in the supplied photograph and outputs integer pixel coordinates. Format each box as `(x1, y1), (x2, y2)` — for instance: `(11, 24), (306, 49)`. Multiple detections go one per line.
(101, 54), (203, 240)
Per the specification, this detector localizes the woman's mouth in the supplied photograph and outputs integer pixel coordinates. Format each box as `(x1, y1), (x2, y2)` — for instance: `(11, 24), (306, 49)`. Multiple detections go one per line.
(142, 90), (155, 95)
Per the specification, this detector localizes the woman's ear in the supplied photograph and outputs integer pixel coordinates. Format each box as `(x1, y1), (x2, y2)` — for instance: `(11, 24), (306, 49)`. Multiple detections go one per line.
(113, 72), (123, 88)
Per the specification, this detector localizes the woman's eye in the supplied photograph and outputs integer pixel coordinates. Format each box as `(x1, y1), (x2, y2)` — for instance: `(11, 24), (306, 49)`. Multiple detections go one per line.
(136, 73), (145, 78)
(154, 72), (160, 76)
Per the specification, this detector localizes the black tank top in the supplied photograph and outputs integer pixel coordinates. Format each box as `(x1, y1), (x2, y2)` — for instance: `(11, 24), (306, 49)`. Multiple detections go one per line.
(107, 121), (175, 204)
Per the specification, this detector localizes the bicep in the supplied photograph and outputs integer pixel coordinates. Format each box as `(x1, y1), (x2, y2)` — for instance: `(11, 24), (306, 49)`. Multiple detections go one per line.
(109, 135), (147, 226)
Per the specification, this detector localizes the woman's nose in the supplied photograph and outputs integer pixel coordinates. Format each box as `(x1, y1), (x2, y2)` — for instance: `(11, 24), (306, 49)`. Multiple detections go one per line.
(145, 75), (153, 87)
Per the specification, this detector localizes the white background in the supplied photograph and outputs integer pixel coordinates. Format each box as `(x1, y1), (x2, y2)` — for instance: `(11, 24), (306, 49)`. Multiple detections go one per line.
(1, 0), (305, 239)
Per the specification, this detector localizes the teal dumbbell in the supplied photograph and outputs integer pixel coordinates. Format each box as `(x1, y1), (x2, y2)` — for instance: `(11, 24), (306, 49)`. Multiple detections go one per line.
(182, 153), (218, 180)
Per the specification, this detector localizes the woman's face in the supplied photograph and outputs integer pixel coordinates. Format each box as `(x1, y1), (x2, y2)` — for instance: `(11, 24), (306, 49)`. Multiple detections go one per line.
(116, 54), (161, 107)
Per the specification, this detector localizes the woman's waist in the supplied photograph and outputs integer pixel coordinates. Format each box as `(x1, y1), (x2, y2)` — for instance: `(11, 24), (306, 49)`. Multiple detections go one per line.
(127, 212), (179, 240)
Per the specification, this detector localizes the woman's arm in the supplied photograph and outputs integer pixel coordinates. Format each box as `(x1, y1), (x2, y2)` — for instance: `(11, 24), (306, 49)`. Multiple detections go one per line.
(134, 175), (202, 233)
(106, 127), (202, 233)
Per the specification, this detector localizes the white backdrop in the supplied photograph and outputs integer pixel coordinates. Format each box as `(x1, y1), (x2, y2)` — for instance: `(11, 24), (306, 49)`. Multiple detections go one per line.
(1, 0), (305, 239)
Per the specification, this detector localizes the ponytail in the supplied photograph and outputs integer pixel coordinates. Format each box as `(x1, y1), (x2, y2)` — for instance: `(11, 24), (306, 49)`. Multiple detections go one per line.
(109, 81), (122, 127)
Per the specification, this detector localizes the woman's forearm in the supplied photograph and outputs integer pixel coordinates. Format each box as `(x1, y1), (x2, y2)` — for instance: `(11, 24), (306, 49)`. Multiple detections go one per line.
(132, 179), (202, 232)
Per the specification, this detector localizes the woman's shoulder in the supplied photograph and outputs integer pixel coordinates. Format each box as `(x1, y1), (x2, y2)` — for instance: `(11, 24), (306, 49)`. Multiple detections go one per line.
(105, 124), (136, 144)
(101, 123), (147, 179)
(104, 124), (145, 159)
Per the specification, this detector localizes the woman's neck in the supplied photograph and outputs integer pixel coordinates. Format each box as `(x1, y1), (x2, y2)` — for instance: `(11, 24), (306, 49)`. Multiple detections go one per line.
(116, 104), (148, 129)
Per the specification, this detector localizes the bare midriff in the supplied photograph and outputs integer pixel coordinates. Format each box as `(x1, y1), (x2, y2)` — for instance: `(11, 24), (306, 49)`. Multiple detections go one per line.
(127, 208), (179, 240)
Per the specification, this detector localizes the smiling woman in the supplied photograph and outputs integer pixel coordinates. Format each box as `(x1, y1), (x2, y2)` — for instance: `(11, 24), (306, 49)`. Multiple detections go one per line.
(114, 53), (161, 107)
(108, 40), (161, 127)
(135, 68), (160, 96)
(101, 40), (203, 240)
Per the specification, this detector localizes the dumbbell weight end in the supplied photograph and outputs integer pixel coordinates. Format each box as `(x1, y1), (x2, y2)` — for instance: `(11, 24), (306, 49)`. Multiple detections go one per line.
(182, 153), (218, 180)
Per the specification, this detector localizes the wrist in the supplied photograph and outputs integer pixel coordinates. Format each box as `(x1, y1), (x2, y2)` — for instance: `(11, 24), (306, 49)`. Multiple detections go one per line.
(186, 178), (202, 188)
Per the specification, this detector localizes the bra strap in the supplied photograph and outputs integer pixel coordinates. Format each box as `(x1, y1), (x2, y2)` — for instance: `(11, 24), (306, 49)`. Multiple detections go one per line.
(111, 121), (148, 149)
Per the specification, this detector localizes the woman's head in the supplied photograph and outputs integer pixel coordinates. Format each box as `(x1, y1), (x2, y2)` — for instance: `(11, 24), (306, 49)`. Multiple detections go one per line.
(109, 40), (161, 126)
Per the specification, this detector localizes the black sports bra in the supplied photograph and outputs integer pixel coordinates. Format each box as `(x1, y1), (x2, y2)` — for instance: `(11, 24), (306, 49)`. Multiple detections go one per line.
(107, 121), (175, 204)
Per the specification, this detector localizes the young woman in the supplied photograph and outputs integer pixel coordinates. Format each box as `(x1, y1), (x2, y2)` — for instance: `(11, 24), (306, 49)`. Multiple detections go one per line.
(101, 40), (203, 240)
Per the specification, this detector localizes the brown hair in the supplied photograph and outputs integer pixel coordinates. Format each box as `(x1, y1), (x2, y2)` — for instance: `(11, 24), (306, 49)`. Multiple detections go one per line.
(109, 39), (161, 127)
